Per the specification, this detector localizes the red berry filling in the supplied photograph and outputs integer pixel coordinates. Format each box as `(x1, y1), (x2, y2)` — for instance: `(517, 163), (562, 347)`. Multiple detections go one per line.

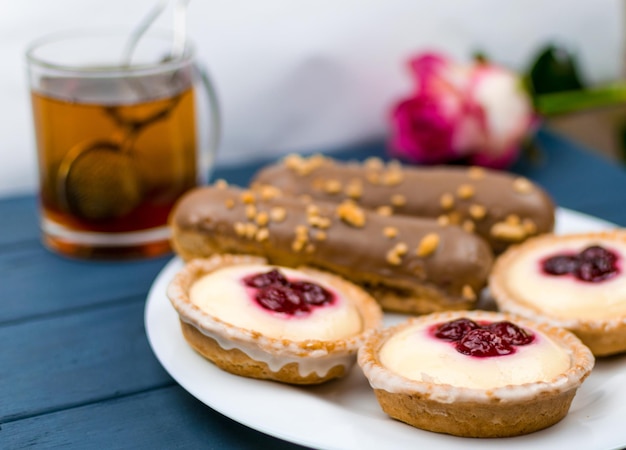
(243, 269), (288, 288)
(434, 318), (479, 341)
(430, 318), (534, 357)
(541, 245), (619, 282)
(457, 329), (513, 357)
(242, 268), (334, 315)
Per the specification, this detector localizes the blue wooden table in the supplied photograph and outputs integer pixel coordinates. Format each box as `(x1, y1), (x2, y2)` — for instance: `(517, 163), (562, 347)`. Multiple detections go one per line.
(2, 129), (625, 449)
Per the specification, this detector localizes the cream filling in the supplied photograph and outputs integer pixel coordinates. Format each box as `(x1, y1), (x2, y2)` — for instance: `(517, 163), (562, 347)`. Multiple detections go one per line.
(189, 264), (363, 341)
(504, 240), (626, 320)
(379, 323), (570, 389)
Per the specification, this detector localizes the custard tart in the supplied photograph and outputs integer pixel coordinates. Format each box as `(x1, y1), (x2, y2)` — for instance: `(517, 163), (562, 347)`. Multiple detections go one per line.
(358, 310), (594, 437)
(167, 254), (383, 384)
(490, 230), (626, 356)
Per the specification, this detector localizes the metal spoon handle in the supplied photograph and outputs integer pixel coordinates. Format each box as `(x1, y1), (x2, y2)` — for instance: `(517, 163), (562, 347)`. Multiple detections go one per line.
(121, 0), (168, 65)
(171, 0), (191, 59)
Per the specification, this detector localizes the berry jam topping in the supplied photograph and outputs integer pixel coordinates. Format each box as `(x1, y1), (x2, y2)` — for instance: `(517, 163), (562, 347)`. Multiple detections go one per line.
(243, 269), (288, 288)
(242, 269), (334, 315)
(456, 329), (513, 357)
(485, 321), (534, 346)
(543, 255), (579, 275)
(433, 318), (479, 341)
(541, 245), (619, 282)
(431, 318), (534, 357)
(255, 285), (309, 314)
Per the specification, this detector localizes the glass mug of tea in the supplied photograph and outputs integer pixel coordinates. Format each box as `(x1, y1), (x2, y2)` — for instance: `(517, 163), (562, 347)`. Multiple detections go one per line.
(26, 29), (219, 259)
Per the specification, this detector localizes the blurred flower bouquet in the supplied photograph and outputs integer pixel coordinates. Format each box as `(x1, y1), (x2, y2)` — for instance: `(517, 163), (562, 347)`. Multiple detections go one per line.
(388, 52), (535, 169)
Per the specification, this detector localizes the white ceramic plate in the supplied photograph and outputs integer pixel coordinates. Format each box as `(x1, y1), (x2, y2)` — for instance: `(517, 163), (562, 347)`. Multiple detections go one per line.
(145, 208), (626, 450)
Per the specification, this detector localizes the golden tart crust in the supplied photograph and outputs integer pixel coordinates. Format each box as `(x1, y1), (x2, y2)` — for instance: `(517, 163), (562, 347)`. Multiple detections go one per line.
(167, 254), (383, 385)
(357, 310), (594, 438)
(490, 230), (626, 356)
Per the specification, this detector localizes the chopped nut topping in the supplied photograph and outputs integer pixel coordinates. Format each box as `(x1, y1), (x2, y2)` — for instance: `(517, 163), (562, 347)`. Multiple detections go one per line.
(308, 215), (331, 229)
(299, 194), (312, 203)
(244, 223), (258, 239)
(386, 241), (408, 265)
(390, 194), (406, 207)
(386, 249), (402, 266)
(224, 198), (235, 209)
(284, 153), (326, 176)
(307, 203), (331, 228)
(505, 214), (521, 225)
(292, 239), (305, 252)
(394, 242), (408, 255)
(234, 222), (246, 236)
(383, 226), (398, 238)
(447, 211), (462, 225)
(255, 228), (269, 242)
(376, 205), (393, 216)
(291, 225), (310, 252)
(457, 184), (475, 199)
(240, 190), (256, 204)
(259, 185), (282, 201)
(345, 179), (363, 199)
(305, 243), (316, 253)
(245, 204), (257, 220)
(467, 166), (485, 180)
(295, 224), (309, 236)
(513, 177), (534, 194)
(437, 215), (450, 226)
(270, 207), (287, 223)
(440, 193), (455, 210)
(364, 157), (384, 170)
(416, 233), (440, 257)
(314, 230), (327, 241)
(365, 172), (380, 185)
(324, 179), (342, 194)
(462, 220), (475, 233)
(462, 285), (476, 300)
(255, 211), (269, 226)
(469, 203), (486, 220)
(336, 200), (366, 227)
(491, 222), (526, 241)
(522, 218), (537, 235)
(382, 170), (404, 186)
(306, 204), (320, 216)
(214, 179), (228, 189)
(284, 153), (304, 169)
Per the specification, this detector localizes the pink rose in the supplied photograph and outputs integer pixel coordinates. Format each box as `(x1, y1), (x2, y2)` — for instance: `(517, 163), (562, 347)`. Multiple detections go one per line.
(389, 52), (535, 169)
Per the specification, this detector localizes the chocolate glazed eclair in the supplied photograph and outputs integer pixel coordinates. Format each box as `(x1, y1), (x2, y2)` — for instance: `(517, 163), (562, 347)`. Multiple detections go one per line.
(169, 183), (494, 314)
(250, 155), (556, 254)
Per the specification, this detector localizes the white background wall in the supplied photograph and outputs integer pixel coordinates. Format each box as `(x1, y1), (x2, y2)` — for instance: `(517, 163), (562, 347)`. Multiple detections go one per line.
(0, 0), (623, 197)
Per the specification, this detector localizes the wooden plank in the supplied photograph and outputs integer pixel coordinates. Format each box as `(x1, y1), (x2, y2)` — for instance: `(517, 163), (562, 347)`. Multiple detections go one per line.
(1, 385), (306, 449)
(0, 245), (171, 323)
(0, 195), (40, 247)
(0, 300), (171, 422)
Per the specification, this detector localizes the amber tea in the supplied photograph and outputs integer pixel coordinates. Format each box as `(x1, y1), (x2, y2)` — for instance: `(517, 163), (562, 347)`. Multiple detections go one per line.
(31, 82), (198, 257)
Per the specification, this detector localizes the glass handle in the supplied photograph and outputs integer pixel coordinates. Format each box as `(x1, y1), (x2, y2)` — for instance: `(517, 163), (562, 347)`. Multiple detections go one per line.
(194, 63), (221, 185)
